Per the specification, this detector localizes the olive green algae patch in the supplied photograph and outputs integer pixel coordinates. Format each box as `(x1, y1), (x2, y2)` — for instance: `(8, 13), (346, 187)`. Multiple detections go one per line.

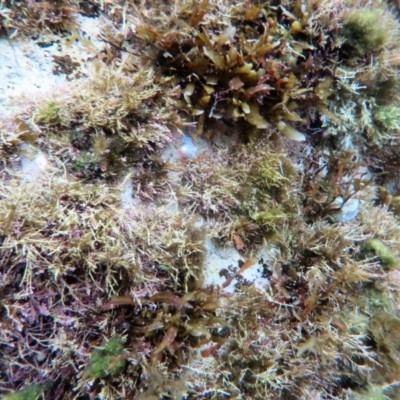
(3, 384), (46, 400)
(84, 336), (126, 379)
(373, 103), (400, 134)
(342, 10), (388, 55)
(35, 101), (63, 126)
(364, 239), (399, 269)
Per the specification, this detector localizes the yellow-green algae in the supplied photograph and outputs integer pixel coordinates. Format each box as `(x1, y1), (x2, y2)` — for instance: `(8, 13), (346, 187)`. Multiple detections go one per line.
(364, 239), (399, 269)
(4, 384), (49, 400)
(84, 336), (126, 379)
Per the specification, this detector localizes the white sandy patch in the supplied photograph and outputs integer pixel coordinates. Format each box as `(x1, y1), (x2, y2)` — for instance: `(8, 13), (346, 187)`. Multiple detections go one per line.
(0, 15), (102, 120)
(204, 239), (272, 293)
(20, 143), (49, 182)
(0, 37), (66, 117)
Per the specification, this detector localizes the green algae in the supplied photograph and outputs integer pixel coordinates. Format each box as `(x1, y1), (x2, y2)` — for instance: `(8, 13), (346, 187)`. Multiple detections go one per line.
(374, 103), (400, 133)
(343, 10), (388, 55)
(4, 384), (46, 400)
(364, 239), (399, 269)
(84, 336), (126, 379)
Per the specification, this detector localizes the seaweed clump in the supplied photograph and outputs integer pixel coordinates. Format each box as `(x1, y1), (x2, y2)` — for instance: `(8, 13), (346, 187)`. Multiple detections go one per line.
(84, 336), (126, 379)
(322, 4), (400, 146)
(173, 137), (300, 250)
(342, 10), (388, 56)
(0, 168), (211, 398)
(32, 63), (176, 185)
(131, 0), (335, 140)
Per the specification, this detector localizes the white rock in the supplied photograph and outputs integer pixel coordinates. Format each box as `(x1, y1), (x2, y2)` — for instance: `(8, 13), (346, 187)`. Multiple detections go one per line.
(332, 197), (360, 223)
